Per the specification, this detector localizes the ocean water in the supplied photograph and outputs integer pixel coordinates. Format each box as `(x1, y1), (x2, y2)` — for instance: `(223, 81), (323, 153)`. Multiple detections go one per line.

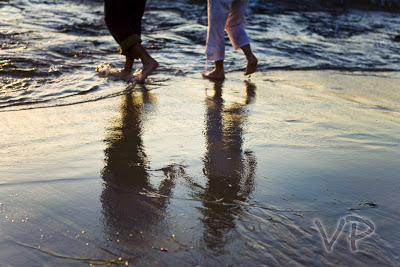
(1, 0), (400, 266)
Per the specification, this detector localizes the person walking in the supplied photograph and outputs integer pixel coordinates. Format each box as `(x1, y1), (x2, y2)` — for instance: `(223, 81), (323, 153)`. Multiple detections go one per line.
(104, 0), (158, 83)
(203, 0), (258, 80)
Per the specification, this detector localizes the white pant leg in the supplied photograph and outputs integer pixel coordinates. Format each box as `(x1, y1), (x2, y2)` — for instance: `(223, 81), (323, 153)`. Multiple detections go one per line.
(225, 0), (250, 50)
(206, 0), (232, 61)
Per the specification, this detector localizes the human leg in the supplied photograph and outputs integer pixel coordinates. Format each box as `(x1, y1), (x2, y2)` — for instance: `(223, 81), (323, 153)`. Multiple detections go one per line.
(225, 0), (257, 75)
(241, 44), (257, 75)
(117, 56), (134, 82)
(104, 0), (157, 83)
(203, 0), (232, 79)
(202, 60), (225, 80)
(104, 0), (142, 53)
(118, 0), (144, 82)
(123, 0), (158, 83)
(127, 0), (146, 38)
(205, 0), (231, 61)
(126, 44), (158, 84)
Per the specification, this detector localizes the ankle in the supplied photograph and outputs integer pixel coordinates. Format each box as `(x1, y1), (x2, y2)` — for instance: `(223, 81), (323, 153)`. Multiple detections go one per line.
(248, 56), (258, 64)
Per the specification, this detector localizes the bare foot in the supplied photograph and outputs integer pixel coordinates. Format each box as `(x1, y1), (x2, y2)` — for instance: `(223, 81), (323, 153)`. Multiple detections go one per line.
(119, 69), (133, 82)
(118, 56), (134, 82)
(245, 56), (258, 76)
(202, 68), (225, 80)
(138, 58), (158, 84)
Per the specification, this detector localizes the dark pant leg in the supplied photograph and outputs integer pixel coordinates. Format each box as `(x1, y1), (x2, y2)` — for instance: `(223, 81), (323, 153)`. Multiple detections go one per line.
(104, 0), (131, 44)
(104, 0), (147, 54)
(127, 0), (147, 37)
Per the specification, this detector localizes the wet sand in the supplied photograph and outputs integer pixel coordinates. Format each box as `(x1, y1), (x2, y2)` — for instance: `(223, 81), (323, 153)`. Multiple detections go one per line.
(1, 70), (399, 266)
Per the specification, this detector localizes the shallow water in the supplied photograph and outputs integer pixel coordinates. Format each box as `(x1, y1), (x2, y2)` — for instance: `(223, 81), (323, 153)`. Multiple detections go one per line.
(1, 0), (400, 266)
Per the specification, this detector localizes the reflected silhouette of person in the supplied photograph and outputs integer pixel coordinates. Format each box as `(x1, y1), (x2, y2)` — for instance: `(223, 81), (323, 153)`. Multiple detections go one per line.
(100, 88), (178, 253)
(197, 80), (257, 251)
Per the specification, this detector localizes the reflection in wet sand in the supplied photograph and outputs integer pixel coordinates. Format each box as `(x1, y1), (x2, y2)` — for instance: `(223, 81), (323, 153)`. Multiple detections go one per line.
(198, 81), (257, 252)
(99, 81), (259, 259)
(100, 88), (177, 256)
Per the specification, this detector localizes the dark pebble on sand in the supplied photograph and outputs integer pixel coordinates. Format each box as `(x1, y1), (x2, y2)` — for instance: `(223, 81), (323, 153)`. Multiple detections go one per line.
(359, 201), (378, 207)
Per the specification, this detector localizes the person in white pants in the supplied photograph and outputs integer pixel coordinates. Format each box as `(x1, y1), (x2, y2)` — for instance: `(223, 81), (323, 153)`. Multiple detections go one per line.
(203, 0), (258, 80)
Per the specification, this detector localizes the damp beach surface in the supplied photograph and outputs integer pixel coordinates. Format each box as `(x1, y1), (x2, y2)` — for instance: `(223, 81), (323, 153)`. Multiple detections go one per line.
(1, 0), (400, 265)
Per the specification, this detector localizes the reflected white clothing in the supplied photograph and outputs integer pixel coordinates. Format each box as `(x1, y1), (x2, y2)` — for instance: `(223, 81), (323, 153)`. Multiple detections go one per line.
(206, 0), (250, 61)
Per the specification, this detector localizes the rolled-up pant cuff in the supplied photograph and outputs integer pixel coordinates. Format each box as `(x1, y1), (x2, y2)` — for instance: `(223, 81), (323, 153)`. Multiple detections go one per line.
(120, 34), (142, 55)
